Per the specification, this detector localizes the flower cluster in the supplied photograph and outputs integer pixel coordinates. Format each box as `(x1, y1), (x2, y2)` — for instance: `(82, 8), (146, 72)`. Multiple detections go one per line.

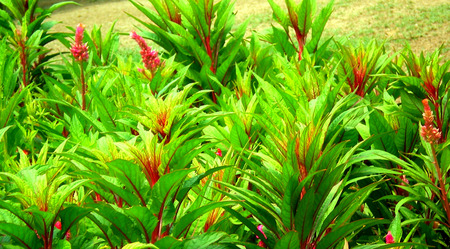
(385, 231), (394, 244)
(130, 31), (161, 74)
(421, 99), (441, 144)
(256, 225), (267, 248)
(70, 23), (89, 62)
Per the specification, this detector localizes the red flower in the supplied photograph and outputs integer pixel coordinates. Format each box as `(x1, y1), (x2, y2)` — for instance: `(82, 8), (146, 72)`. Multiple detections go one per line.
(130, 31), (161, 73)
(421, 99), (441, 144)
(70, 24), (89, 62)
(55, 221), (62, 230)
(385, 231), (394, 244)
(257, 224), (268, 248)
(215, 148), (222, 157)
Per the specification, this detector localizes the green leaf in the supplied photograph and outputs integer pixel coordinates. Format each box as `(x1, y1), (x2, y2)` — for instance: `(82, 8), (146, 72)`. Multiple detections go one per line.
(154, 236), (183, 248)
(182, 232), (240, 248)
(0, 125), (11, 141)
(368, 110), (399, 158)
(230, 124), (249, 150)
(347, 150), (408, 168)
(122, 242), (159, 249)
(124, 206), (158, 242)
(306, 0), (334, 52)
(389, 214), (402, 243)
(59, 205), (93, 239)
(0, 223), (42, 249)
(281, 177), (300, 230)
(91, 203), (140, 242)
(107, 159), (150, 206)
(317, 219), (387, 249)
(400, 90), (423, 119)
(394, 116), (420, 154)
(275, 231), (300, 249)
(222, 206), (269, 246)
(267, 0), (289, 28)
(297, 0), (313, 34)
(54, 240), (72, 249)
(0, 201), (32, 228)
(172, 201), (236, 238)
(152, 169), (195, 201)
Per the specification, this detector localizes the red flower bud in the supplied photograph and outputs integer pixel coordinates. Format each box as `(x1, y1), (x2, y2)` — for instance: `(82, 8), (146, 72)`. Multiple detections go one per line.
(130, 31), (161, 74)
(55, 221), (62, 230)
(385, 231), (394, 244)
(257, 225), (268, 248)
(216, 148), (222, 157)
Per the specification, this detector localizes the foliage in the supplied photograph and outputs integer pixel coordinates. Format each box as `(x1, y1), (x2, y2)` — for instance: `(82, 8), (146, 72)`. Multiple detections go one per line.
(0, 0), (449, 248)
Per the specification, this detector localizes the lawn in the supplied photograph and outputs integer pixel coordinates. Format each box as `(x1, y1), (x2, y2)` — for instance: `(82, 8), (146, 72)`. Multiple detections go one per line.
(44, 0), (449, 59)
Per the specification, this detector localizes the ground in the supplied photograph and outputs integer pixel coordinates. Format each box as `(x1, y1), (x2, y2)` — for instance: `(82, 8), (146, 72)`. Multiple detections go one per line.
(42, 0), (449, 59)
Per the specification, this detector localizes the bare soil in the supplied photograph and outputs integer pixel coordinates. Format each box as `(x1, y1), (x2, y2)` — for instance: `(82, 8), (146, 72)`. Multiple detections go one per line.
(43, 0), (449, 59)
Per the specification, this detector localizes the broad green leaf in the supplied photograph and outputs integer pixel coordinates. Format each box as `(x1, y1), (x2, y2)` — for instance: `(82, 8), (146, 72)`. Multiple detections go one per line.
(108, 159), (150, 206)
(122, 242), (159, 249)
(297, 0), (313, 34)
(389, 215), (402, 244)
(368, 110), (399, 159)
(394, 116), (420, 154)
(0, 125), (11, 141)
(275, 231), (300, 249)
(400, 90), (423, 119)
(59, 205), (94, 239)
(125, 207), (157, 241)
(0, 223), (42, 249)
(306, 0), (334, 52)
(172, 201), (236, 238)
(181, 232), (240, 249)
(154, 236), (183, 248)
(230, 124), (249, 150)
(317, 219), (387, 249)
(347, 150), (408, 168)
(54, 240), (72, 249)
(152, 169), (195, 201)
(222, 206), (269, 247)
(91, 203), (141, 242)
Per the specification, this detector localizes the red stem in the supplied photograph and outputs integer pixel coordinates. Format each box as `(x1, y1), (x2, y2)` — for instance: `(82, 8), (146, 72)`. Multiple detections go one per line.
(293, 26), (305, 61)
(431, 145), (450, 226)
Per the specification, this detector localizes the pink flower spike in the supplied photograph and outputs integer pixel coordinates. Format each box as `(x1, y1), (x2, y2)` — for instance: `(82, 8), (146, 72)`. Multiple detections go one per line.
(421, 99), (441, 144)
(216, 148), (222, 157)
(130, 31), (148, 51)
(70, 23), (89, 62)
(385, 231), (394, 244)
(131, 31), (161, 74)
(55, 221), (62, 230)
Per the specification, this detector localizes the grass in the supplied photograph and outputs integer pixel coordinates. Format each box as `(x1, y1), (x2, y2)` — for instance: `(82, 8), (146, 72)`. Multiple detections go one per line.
(44, 0), (449, 59)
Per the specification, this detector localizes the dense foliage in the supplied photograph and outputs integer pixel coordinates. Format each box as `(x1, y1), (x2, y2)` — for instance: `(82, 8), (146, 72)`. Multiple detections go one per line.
(0, 0), (449, 248)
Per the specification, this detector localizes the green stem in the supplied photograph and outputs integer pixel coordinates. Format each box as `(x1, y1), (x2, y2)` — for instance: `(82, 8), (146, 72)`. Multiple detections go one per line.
(80, 61), (86, 111)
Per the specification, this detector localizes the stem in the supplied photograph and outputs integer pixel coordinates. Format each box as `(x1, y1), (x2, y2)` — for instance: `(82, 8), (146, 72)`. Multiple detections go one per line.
(80, 61), (86, 111)
(431, 145), (450, 226)
(293, 25), (305, 61)
(20, 40), (28, 87)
